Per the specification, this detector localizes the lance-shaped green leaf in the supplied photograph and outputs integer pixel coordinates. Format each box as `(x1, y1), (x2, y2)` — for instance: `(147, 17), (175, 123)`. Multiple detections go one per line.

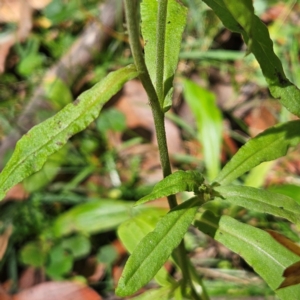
(118, 208), (167, 254)
(183, 79), (223, 181)
(48, 199), (136, 238)
(214, 120), (300, 185)
(195, 211), (300, 298)
(203, 0), (300, 117)
(116, 197), (201, 297)
(141, 0), (187, 100)
(129, 286), (178, 300)
(0, 65), (139, 200)
(213, 185), (300, 225)
(136, 170), (204, 205)
(118, 208), (176, 288)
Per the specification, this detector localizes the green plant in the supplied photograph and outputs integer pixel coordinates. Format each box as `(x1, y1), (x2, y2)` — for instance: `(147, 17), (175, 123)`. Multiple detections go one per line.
(1, 0), (300, 299)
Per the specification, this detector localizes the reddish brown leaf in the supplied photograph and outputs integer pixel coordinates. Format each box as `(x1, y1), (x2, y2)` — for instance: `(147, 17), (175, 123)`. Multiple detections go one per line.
(27, 0), (51, 9)
(244, 105), (277, 137)
(278, 261), (300, 289)
(267, 230), (300, 289)
(261, 3), (288, 23)
(13, 281), (102, 300)
(0, 285), (12, 300)
(4, 184), (28, 202)
(18, 267), (45, 290)
(266, 230), (300, 256)
(112, 239), (126, 257)
(116, 80), (183, 155)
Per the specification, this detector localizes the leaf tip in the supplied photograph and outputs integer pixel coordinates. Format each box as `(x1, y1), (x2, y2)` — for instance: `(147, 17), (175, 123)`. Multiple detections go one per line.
(134, 198), (145, 206)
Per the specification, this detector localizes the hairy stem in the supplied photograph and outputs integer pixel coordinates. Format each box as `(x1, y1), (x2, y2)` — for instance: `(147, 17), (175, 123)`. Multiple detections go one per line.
(124, 1), (207, 299)
(124, 0), (177, 208)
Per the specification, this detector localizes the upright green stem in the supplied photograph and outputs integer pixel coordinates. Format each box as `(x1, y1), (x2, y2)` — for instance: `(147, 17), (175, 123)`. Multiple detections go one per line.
(124, 1), (206, 299)
(123, 0), (159, 109)
(156, 0), (168, 105)
(124, 0), (177, 208)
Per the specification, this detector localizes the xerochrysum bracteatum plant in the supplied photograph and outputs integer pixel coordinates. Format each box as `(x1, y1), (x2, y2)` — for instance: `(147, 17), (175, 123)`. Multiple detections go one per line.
(1, 1), (300, 299)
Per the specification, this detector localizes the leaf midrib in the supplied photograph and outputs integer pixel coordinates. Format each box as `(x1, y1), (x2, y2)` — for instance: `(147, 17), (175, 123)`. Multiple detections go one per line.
(122, 199), (197, 289)
(201, 216), (286, 269)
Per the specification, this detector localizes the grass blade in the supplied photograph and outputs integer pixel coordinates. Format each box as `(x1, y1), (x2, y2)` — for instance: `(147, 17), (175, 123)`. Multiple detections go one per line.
(183, 79), (223, 180)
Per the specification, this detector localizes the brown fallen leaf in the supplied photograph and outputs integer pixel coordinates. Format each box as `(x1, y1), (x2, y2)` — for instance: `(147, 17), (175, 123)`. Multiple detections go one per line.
(244, 105), (277, 137)
(18, 267), (45, 290)
(13, 281), (102, 300)
(266, 230), (300, 289)
(0, 0), (33, 73)
(0, 0), (51, 22)
(3, 184), (28, 202)
(266, 230), (300, 256)
(27, 0), (51, 9)
(0, 285), (12, 300)
(278, 261), (300, 289)
(116, 80), (183, 155)
(261, 3), (287, 21)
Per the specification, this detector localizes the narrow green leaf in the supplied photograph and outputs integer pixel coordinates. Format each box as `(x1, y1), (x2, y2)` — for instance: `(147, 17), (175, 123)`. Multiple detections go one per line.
(129, 286), (177, 300)
(116, 197), (201, 297)
(268, 184), (300, 205)
(203, 0), (300, 117)
(201, 0), (242, 33)
(118, 208), (176, 287)
(183, 80), (223, 180)
(141, 0), (187, 98)
(215, 120), (300, 185)
(163, 1), (187, 98)
(0, 65), (138, 200)
(163, 87), (173, 113)
(118, 208), (167, 254)
(136, 170), (204, 205)
(244, 161), (274, 188)
(213, 185), (300, 225)
(195, 211), (300, 298)
(50, 199), (135, 238)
